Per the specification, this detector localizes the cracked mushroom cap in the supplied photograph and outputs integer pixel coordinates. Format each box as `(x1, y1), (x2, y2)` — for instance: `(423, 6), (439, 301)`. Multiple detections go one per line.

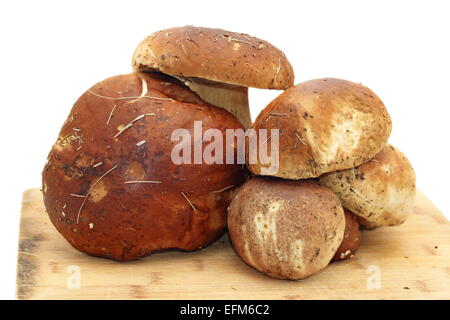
(247, 78), (392, 179)
(132, 26), (294, 89)
(42, 72), (245, 261)
(319, 145), (416, 227)
(227, 177), (345, 280)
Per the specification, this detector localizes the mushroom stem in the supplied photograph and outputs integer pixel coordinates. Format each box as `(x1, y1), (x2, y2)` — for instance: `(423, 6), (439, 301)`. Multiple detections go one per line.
(182, 78), (252, 128)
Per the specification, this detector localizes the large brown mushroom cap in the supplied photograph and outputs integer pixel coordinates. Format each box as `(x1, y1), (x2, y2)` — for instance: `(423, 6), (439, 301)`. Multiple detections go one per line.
(248, 78), (392, 179)
(228, 177), (345, 280)
(320, 145), (416, 227)
(132, 26), (294, 90)
(42, 72), (245, 261)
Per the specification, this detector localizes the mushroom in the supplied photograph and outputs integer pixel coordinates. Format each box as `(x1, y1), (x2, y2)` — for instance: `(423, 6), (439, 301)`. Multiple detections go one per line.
(42, 72), (246, 261)
(320, 145), (416, 228)
(331, 209), (361, 261)
(227, 177), (345, 280)
(248, 78), (392, 178)
(132, 26), (295, 128)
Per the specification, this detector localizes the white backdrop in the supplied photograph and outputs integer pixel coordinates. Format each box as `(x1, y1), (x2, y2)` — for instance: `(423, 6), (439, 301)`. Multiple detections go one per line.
(1, 0), (449, 299)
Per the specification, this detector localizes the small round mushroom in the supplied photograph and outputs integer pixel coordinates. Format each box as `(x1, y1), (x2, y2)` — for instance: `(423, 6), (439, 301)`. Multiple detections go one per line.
(248, 78), (392, 178)
(320, 145), (416, 227)
(132, 26), (295, 128)
(227, 177), (345, 280)
(42, 72), (246, 261)
(332, 209), (361, 261)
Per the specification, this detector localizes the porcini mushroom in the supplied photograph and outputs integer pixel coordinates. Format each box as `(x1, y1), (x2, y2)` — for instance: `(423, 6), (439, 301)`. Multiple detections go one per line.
(42, 72), (246, 261)
(228, 177), (345, 280)
(132, 26), (295, 128)
(331, 209), (361, 261)
(248, 78), (392, 178)
(320, 145), (416, 228)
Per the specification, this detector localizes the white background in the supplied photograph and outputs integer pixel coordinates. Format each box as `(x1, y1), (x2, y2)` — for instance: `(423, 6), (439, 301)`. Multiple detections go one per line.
(1, 0), (449, 299)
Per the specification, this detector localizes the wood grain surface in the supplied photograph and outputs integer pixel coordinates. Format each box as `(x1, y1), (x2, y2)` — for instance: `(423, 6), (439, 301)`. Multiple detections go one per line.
(16, 188), (450, 300)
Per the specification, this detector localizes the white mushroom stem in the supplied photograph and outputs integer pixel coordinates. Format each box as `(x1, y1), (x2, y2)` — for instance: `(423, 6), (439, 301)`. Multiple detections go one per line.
(181, 78), (252, 129)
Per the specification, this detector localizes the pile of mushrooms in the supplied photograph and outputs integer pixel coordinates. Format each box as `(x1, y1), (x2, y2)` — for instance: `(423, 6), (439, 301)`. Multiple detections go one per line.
(229, 79), (416, 279)
(42, 26), (416, 281)
(42, 26), (293, 261)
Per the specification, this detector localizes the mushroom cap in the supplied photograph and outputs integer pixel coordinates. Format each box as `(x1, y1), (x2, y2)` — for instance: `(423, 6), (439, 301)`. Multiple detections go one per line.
(42, 72), (245, 261)
(248, 78), (392, 179)
(227, 177), (345, 280)
(319, 145), (416, 227)
(332, 209), (361, 261)
(132, 26), (294, 89)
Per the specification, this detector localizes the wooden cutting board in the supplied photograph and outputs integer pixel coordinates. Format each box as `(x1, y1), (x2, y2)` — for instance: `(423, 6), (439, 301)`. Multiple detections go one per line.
(16, 188), (450, 300)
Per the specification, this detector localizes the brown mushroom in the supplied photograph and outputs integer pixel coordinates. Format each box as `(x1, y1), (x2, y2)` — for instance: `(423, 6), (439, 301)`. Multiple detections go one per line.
(332, 209), (361, 261)
(320, 145), (416, 227)
(42, 72), (246, 261)
(247, 78), (392, 178)
(227, 177), (345, 280)
(132, 26), (295, 128)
